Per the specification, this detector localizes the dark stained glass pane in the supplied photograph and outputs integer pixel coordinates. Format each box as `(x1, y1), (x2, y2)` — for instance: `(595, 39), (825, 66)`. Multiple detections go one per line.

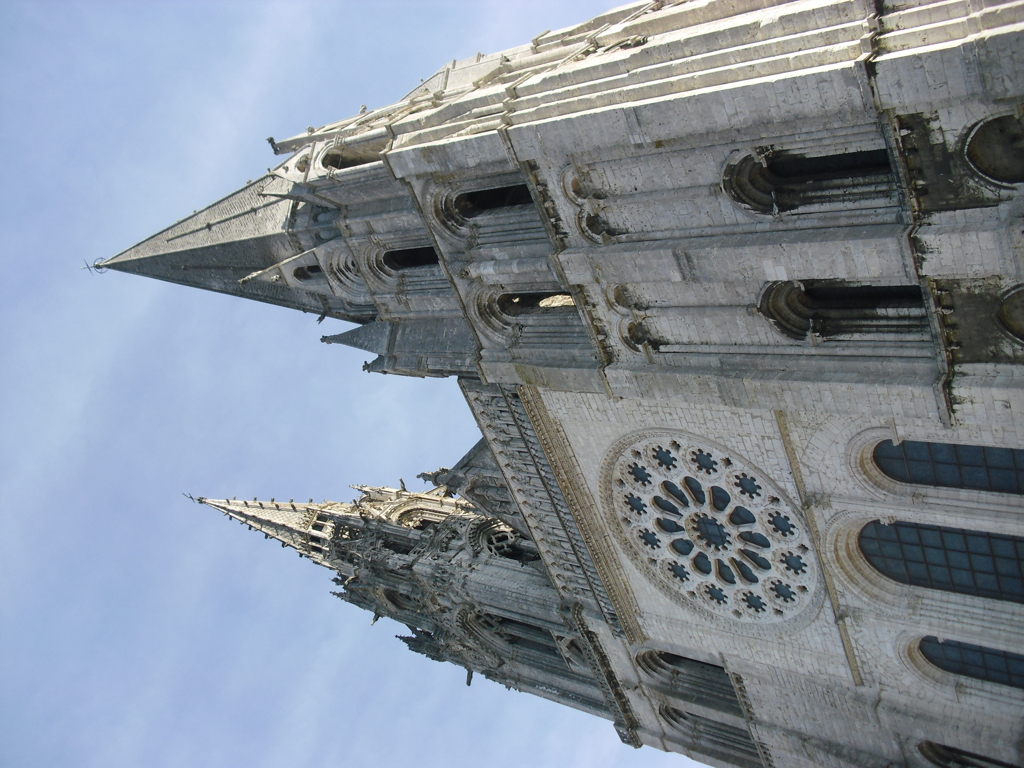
(919, 637), (1024, 689)
(961, 466), (989, 489)
(859, 521), (1024, 604)
(985, 447), (1014, 469)
(909, 462), (937, 484)
(929, 443), (958, 464)
(906, 562), (929, 580)
(873, 439), (1024, 495)
(990, 469), (1017, 493)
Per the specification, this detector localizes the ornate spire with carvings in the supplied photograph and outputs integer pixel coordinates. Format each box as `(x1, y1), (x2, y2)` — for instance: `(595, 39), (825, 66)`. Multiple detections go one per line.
(198, 496), (362, 566)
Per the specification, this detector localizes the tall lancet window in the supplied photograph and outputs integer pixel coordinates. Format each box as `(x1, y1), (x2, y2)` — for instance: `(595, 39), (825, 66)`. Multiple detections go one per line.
(453, 185), (533, 218)
(858, 521), (1024, 604)
(381, 246), (439, 271)
(496, 292), (576, 317)
(723, 148), (894, 214)
(759, 281), (927, 341)
(919, 636), (1024, 690)
(873, 440), (1024, 495)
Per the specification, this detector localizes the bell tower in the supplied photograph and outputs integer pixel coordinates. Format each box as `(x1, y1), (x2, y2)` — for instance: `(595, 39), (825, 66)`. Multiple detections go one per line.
(199, 483), (629, 728)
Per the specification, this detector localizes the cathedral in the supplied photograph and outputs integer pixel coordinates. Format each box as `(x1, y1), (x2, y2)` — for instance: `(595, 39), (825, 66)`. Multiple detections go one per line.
(97, 1), (1024, 766)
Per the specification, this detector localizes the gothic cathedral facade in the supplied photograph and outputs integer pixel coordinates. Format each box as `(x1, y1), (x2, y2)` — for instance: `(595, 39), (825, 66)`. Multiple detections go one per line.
(99, 2), (1024, 767)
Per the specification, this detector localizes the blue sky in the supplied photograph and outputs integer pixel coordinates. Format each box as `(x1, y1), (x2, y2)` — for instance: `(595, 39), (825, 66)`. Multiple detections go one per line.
(0, 2), (700, 766)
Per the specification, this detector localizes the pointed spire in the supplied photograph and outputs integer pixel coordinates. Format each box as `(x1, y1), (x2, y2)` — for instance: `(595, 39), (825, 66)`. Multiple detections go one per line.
(96, 176), (371, 322)
(99, 177), (294, 289)
(198, 496), (361, 563)
(197, 486), (478, 572)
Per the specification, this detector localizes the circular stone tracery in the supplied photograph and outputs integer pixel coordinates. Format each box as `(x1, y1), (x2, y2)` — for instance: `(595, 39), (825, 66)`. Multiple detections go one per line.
(603, 432), (818, 623)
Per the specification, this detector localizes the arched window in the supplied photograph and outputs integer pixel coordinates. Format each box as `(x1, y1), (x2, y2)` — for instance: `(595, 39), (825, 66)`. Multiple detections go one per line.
(920, 741), (1021, 768)
(635, 651), (742, 717)
(858, 521), (1023, 603)
(319, 137), (388, 171)
(919, 636), (1024, 690)
(760, 281), (926, 341)
(292, 264), (324, 282)
(473, 613), (563, 661)
(383, 588), (419, 613)
(873, 439), (1024, 495)
(381, 246), (439, 271)
(660, 707), (763, 768)
(453, 184), (533, 218)
(496, 292), (575, 317)
(724, 148), (894, 214)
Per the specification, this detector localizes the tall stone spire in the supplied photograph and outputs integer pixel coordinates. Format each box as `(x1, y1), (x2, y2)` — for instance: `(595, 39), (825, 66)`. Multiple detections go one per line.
(194, 487), (610, 723)
(96, 175), (377, 323)
(198, 496), (361, 565)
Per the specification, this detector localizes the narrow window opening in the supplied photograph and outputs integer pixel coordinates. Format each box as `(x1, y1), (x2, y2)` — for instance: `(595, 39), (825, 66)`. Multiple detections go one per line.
(768, 149), (891, 180)
(873, 439), (1024, 494)
(382, 246), (440, 271)
(725, 149), (894, 214)
(919, 636), (1024, 689)
(292, 264), (323, 282)
(641, 650), (742, 716)
(453, 184), (533, 219)
(321, 149), (360, 170)
(858, 520), (1023, 603)
(660, 707), (764, 768)
(383, 589), (418, 612)
(760, 280), (926, 340)
(319, 143), (386, 170)
(490, 615), (561, 658)
(311, 522), (325, 532)
(497, 292), (576, 317)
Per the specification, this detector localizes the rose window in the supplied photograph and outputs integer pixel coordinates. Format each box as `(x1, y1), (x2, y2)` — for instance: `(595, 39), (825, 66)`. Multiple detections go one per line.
(603, 432), (818, 623)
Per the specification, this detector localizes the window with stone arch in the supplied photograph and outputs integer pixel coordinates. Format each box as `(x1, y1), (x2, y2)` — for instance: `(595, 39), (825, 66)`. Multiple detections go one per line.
(918, 636), (1024, 690)
(872, 439), (1024, 495)
(722, 147), (895, 215)
(635, 650), (743, 717)
(468, 612), (565, 664)
(858, 521), (1024, 604)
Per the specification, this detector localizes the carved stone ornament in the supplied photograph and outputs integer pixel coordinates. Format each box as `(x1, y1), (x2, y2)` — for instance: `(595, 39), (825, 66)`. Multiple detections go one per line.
(601, 431), (820, 624)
